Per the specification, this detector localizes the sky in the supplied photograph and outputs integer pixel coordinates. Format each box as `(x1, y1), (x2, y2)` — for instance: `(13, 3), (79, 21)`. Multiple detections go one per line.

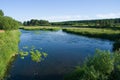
(0, 0), (120, 22)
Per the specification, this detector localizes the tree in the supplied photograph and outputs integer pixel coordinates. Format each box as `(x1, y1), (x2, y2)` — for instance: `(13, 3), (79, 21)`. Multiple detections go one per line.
(23, 19), (50, 26)
(0, 16), (19, 30)
(23, 21), (27, 26)
(0, 10), (4, 16)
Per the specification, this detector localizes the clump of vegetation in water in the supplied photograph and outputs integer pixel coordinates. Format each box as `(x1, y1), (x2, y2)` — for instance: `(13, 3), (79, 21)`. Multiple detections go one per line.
(19, 47), (48, 63)
(64, 50), (120, 80)
(19, 51), (28, 59)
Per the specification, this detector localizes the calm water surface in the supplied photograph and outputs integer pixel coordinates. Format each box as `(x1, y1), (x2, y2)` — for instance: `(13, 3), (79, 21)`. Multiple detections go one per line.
(7, 29), (113, 80)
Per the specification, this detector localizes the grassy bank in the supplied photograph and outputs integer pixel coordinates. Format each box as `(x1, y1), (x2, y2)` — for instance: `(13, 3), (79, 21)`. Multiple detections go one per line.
(0, 30), (20, 79)
(63, 28), (120, 41)
(20, 26), (61, 31)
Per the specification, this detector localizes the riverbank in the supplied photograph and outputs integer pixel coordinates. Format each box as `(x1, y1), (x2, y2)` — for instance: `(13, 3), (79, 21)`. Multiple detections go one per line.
(0, 30), (20, 79)
(0, 30), (5, 33)
(20, 26), (61, 31)
(63, 28), (120, 41)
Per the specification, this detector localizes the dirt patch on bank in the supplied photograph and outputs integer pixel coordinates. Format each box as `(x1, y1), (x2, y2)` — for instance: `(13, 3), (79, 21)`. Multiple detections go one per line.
(0, 30), (5, 33)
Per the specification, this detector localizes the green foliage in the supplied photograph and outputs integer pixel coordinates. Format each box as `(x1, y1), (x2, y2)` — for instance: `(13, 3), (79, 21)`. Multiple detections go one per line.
(113, 40), (120, 51)
(30, 50), (42, 62)
(0, 30), (20, 79)
(19, 47), (48, 63)
(63, 28), (120, 41)
(22, 26), (61, 31)
(64, 50), (120, 80)
(19, 51), (28, 59)
(86, 50), (114, 75)
(23, 19), (50, 26)
(51, 18), (120, 28)
(0, 16), (19, 30)
(0, 9), (20, 30)
(0, 10), (4, 16)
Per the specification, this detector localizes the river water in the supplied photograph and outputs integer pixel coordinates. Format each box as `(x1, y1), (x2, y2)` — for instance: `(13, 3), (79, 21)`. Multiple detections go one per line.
(6, 29), (113, 80)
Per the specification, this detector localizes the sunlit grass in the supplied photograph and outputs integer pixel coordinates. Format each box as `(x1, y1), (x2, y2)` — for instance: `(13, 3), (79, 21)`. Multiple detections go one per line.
(21, 26), (61, 31)
(63, 28), (120, 40)
(0, 30), (20, 79)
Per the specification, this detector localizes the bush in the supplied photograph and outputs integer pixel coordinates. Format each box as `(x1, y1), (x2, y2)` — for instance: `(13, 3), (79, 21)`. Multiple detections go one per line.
(64, 50), (120, 80)
(0, 16), (19, 30)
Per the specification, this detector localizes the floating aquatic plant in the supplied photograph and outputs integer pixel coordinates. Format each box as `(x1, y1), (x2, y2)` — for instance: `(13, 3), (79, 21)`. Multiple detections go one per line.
(19, 46), (47, 62)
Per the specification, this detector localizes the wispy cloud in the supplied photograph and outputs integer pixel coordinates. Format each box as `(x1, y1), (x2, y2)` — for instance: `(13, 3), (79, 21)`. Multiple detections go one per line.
(42, 13), (120, 22)
(96, 13), (120, 19)
(19, 13), (120, 22)
(42, 15), (91, 22)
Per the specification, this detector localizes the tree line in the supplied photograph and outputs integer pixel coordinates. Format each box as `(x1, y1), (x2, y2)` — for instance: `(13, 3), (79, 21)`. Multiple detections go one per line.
(51, 18), (120, 28)
(23, 18), (120, 28)
(23, 19), (50, 26)
(0, 10), (20, 30)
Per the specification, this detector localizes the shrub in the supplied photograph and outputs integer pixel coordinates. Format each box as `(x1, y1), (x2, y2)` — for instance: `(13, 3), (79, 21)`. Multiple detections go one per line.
(0, 16), (19, 30)
(64, 50), (120, 80)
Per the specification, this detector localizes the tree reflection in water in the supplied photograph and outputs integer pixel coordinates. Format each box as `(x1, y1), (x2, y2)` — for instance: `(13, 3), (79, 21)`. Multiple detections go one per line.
(113, 40), (120, 52)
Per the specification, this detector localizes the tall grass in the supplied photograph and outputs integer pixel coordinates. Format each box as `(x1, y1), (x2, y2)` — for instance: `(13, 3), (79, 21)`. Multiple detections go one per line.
(21, 26), (61, 31)
(63, 28), (120, 41)
(0, 30), (20, 79)
(64, 50), (120, 80)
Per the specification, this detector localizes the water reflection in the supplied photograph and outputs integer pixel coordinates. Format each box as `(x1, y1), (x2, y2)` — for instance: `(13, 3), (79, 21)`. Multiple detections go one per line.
(113, 40), (120, 51)
(19, 46), (47, 63)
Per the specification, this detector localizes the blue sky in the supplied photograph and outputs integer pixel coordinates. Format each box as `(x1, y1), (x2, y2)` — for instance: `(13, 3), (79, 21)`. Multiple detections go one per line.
(0, 0), (120, 22)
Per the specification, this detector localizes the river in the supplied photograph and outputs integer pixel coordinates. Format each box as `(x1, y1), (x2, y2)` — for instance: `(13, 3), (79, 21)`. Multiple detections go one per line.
(6, 29), (113, 80)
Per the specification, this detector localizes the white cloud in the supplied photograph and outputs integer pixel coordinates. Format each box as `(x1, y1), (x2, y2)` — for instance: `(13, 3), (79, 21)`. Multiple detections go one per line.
(96, 13), (120, 19)
(42, 13), (120, 22)
(42, 15), (91, 22)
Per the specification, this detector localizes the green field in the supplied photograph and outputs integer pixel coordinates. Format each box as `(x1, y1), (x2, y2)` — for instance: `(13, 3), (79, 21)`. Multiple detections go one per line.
(0, 30), (20, 79)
